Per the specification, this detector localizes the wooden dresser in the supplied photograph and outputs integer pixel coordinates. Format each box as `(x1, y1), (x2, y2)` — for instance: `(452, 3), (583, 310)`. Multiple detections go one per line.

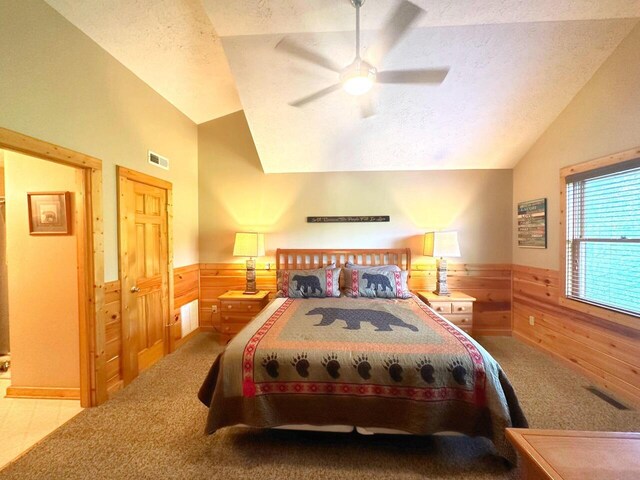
(416, 291), (476, 334)
(506, 428), (640, 480)
(218, 290), (270, 342)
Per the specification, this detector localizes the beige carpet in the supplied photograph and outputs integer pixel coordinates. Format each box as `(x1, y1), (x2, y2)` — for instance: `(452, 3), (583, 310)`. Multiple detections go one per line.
(1, 334), (639, 480)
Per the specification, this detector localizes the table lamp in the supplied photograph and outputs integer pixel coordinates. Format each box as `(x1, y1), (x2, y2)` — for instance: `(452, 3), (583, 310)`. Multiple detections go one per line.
(233, 232), (265, 294)
(424, 231), (461, 296)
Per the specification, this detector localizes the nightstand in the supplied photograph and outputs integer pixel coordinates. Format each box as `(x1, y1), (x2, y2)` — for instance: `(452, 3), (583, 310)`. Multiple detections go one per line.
(416, 291), (476, 335)
(218, 290), (270, 341)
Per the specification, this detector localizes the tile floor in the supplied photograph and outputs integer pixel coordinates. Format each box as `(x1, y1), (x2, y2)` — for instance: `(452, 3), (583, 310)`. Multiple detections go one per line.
(0, 377), (82, 469)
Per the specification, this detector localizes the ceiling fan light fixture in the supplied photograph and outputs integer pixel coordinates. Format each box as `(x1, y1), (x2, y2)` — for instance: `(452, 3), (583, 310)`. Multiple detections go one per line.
(341, 60), (377, 96)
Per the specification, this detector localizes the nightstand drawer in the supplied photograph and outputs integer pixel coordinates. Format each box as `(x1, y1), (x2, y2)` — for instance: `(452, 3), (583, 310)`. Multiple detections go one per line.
(443, 313), (472, 327)
(451, 302), (473, 314)
(430, 302), (452, 314)
(220, 300), (261, 313)
(221, 312), (255, 323)
(220, 322), (249, 335)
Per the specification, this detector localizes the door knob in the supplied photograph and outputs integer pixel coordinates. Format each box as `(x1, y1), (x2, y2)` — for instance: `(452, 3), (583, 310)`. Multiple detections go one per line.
(130, 286), (140, 293)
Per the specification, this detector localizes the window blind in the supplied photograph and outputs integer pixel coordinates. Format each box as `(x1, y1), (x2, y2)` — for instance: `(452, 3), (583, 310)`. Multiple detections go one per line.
(565, 158), (640, 317)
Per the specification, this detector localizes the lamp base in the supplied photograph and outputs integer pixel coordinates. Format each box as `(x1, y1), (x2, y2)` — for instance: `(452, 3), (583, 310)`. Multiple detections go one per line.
(243, 258), (258, 295)
(432, 288), (451, 297)
(432, 257), (451, 296)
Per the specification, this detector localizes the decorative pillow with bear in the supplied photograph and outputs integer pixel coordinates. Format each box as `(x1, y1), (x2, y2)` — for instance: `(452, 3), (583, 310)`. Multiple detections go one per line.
(343, 267), (412, 299)
(277, 267), (341, 298)
(340, 262), (401, 290)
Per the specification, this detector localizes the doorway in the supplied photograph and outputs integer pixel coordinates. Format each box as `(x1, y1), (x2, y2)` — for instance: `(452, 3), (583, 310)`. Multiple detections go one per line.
(0, 152), (8, 369)
(0, 127), (106, 407)
(0, 149), (88, 468)
(117, 167), (174, 385)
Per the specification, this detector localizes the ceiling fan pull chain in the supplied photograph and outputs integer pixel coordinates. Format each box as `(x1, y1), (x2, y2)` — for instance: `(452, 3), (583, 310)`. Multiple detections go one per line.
(355, 0), (361, 60)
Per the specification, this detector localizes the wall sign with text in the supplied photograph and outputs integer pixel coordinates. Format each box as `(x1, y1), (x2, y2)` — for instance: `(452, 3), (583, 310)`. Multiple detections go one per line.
(517, 198), (547, 248)
(307, 216), (390, 223)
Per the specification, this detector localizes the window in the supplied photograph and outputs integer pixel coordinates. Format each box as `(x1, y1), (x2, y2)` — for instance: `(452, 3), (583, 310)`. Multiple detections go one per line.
(564, 155), (640, 318)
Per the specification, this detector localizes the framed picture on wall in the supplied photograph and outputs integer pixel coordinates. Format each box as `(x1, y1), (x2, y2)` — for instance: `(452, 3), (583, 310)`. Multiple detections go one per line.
(27, 192), (72, 235)
(517, 198), (547, 248)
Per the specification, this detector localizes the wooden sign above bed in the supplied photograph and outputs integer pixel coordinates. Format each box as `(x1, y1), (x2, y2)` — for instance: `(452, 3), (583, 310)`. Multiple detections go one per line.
(307, 216), (390, 223)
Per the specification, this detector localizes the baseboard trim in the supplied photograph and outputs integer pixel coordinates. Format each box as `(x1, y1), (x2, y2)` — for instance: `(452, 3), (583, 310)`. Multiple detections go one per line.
(513, 330), (640, 409)
(6, 386), (81, 400)
(474, 329), (512, 337)
(106, 380), (124, 398)
(174, 327), (201, 350)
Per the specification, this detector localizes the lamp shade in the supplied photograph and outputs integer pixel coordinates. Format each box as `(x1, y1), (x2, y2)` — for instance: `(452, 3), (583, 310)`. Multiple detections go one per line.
(233, 232), (265, 257)
(423, 231), (461, 258)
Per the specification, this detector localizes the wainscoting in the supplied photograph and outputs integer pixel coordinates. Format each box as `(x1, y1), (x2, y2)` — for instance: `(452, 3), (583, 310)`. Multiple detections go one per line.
(104, 280), (123, 397)
(410, 264), (512, 336)
(512, 264), (640, 407)
(198, 263), (512, 336)
(171, 264), (201, 350)
(174, 264), (199, 309)
(108, 262), (639, 407)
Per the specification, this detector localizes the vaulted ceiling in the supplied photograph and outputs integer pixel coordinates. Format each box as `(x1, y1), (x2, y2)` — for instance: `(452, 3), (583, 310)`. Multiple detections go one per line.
(46, 1), (640, 172)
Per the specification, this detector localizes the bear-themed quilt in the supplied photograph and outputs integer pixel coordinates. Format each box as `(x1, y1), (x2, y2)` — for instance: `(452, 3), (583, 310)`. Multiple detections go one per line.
(199, 296), (528, 464)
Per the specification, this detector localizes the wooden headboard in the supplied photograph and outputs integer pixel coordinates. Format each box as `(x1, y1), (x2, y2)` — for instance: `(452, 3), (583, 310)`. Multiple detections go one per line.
(275, 248), (411, 274)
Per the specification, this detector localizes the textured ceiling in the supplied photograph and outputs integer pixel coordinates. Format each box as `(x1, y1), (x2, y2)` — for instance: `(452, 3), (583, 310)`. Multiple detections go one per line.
(45, 1), (640, 171)
(203, 0), (639, 172)
(45, 0), (241, 124)
(204, 0), (640, 35)
(223, 21), (638, 172)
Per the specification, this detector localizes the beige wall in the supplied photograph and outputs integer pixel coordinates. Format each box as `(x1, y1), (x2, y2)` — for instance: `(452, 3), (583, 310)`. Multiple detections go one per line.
(4, 151), (80, 388)
(0, 150), (4, 196)
(0, 0), (199, 281)
(513, 23), (640, 270)
(199, 112), (513, 265)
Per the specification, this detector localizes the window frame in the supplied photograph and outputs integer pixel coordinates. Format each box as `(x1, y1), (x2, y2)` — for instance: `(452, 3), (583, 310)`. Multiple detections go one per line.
(559, 146), (640, 331)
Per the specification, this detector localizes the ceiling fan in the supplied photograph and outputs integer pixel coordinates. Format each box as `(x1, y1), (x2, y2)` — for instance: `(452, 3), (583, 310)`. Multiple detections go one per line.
(276, 0), (449, 117)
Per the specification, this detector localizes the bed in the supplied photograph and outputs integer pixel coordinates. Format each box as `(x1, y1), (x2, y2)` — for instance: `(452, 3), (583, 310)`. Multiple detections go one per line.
(199, 248), (527, 464)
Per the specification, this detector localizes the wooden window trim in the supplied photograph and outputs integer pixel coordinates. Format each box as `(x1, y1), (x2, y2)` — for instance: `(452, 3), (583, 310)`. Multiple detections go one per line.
(559, 146), (640, 331)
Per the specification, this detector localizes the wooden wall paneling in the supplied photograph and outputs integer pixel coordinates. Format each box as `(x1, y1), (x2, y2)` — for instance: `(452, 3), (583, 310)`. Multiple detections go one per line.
(104, 280), (123, 397)
(170, 264), (200, 351)
(410, 264), (512, 336)
(512, 264), (640, 407)
(199, 262), (511, 336)
(199, 263), (277, 332)
(174, 264), (199, 309)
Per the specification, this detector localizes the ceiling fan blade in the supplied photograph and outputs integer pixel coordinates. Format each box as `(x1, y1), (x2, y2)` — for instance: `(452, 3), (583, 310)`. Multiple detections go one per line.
(366, 1), (425, 66)
(377, 68), (449, 84)
(289, 84), (342, 107)
(276, 36), (342, 73)
(360, 95), (376, 118)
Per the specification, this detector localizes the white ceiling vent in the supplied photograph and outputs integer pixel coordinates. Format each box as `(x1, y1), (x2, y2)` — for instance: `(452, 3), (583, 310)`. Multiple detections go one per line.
(148, 150), (169, 170)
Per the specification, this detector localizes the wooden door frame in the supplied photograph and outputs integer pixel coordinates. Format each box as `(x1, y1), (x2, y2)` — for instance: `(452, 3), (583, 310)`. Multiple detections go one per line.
(116, 166), (174, 386)
(0, 127), (106, 407)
